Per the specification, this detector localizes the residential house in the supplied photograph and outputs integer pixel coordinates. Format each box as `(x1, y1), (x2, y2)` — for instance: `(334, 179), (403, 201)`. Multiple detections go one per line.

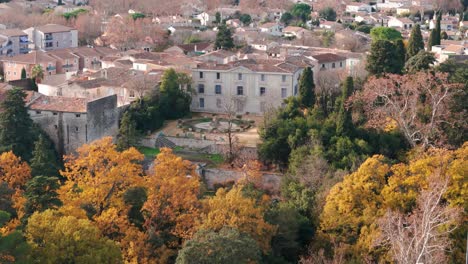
(396, 6), (412, 15)
(0, 29), (29, 56)
(1, 51), (57, 81)
(258, 22), (283, 36)
(24, 24), (78, 51)
(47, 49), (80, 74)
(369, 14), (390, 26)
(283, 26), (307, 39)
(250, 40), (279, 51)
(164, 43), (213, 56)
(388, 17), (414, 29)
(194, 12), (215, 26)
(69, 47), (103, 72)
(431, 44), (467, 64)
(191, 58), (311, 114)
(319, 21), (341, 30)
(346, 3), (373, 13)
(197, 50), (238, 64)
(308, 53), (347, 75)
(226, 19), (242, 28)
(27, 93), (119, 154)
(430, 18), (456, 31)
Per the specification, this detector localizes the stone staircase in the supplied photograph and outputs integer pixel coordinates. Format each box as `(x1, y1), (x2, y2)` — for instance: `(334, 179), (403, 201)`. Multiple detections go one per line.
(155, 135), (176, 149)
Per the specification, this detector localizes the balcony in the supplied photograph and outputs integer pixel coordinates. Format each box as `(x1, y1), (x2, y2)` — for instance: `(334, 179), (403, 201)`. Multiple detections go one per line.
(46, 65), (56, 71)
(44, 34), (53, 41)
(91, 60), (101, 65)
(19, 47), (30, 54)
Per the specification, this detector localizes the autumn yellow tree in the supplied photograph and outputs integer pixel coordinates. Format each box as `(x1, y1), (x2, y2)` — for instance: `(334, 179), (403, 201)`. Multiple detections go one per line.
(142, 148), (202, 255)
(25, 209), (122, 263)
(0, 151), (31, 233)
(58, 137), (151, 263)
(199, 185), (277, 252)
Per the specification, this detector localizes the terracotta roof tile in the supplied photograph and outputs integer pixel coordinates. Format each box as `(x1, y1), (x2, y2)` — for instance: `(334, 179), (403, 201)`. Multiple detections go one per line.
(28, 94), (87, 113)
(35, 24), (75, 33)
(0, 28), (26, 37)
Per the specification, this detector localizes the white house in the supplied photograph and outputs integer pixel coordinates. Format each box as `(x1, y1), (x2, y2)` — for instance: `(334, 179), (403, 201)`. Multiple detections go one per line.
(283, 26), (307, 39)
(388, 17), (414, 29)
(194, 12), (214, 26)
(191, 58), (310, 114)
(430, 19), (456, 31)
(346, 3), (373, 13)
(258, 22), (283, 36)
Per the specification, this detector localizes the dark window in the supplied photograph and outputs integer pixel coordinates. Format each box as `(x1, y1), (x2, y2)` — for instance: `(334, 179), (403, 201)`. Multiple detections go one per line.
(322, 64), (325, 68)
(199, 98), (205, 108)
(237, 86), (243, 95)
(281, 88), (287, 98)
(75, 126), (79, 132)
(282, 75), (286, 82)
(198, 84), (205, 93)
(260, 87), (266, 96)
(261, 74), (265, 81)
(129, 90), (135, 97)
(238, 73), (242, 80)
(199, 72), (203, 79)
(35, 111), (41, 114)
(216, 72), (220, 79)
(215, 85), (222, 94)
(340, 62), (343, 67)
(53, 112), (58, 115)
(332, 62), (336, 68)
(75, 114), (81, 117)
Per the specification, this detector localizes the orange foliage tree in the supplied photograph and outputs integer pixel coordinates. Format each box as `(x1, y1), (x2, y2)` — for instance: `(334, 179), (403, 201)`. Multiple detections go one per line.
(142, 148), (202, 249)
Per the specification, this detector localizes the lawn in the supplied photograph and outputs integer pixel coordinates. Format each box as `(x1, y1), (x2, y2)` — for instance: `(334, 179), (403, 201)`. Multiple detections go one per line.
(137, 146), (160, 158)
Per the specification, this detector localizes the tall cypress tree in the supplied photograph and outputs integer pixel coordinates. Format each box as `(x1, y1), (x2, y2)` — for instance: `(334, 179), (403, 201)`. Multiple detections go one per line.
(435, 13), (441, 45)
(20, 68), (27, 79)
(30, 134), (60, 177)
(427, 29), (436, 51)
(336, 77), (354, 135)
(298, 67), (315, 108)
(406, 24), (424, 59)
(0, 88), (34, 160)
(395, 39), (406, 72)
(116, 111), (139, 151)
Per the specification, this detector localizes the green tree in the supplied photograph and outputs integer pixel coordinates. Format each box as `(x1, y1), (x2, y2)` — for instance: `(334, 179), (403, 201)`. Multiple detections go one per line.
(336, 77), (354, 135)
(26, 210), (122, 264)
(176, 227), (261, 264)
(0, 88), (34, 161)
(131, 13), (145, 20)
(319, 7), (337, 21)
(280, 12), (293, 25)
(370, 27), (402, 42)
(214, 24), (234, 50)
(0, 211), (30, 263)
(30, 134), (60, 177)
(20, 68), (26, 79)
(406, 24), (424, 59)
(215, 12), (221, 24)
(395, 39), (406, 65)
(440, 30), (448, 40)
(239, 14), (252, 25)
(24, 176), (61, 216)
(427, 29), (436, 51)
(366, 40), (404, 75)
(116, 111), (139, 151)
(291, 3), (312, 22)
(159, 69), (192, 119)
(434, 13), (441, 45)
(298, 67), (315, 108)
(404, 51), (436, 73)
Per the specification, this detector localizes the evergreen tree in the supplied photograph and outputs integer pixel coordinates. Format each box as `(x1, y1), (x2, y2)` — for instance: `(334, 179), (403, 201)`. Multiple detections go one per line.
(0, 88), (34, 160)
(405, 51), (436, 73)
(440, 31), (448, 40)
(395, 39), (406, 70)
(159, 69), (192, 119)
(427, 29), (436, 51)
(298, 67), (315, 108)
(24, 176), (62, 216)
(116, 111), (139, 151)
(214, 24), (234, 50)
(30, 134), (60, 177)
(20, 68), (27, 79)
(406, 24), (424, 59)
(366, 40), (404, 75)
(336, 77), (354, 135)
(435, 13), (441, 45)
(215, 12), (221, 24)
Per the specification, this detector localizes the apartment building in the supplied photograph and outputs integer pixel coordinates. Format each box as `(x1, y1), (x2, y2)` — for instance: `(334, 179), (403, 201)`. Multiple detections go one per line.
(191, 58), (311, 114)
(24, 24), (78, 51)
(1, 50), (57, 81)
(47, 49), (80, 74)
(0, 29), (29, 56)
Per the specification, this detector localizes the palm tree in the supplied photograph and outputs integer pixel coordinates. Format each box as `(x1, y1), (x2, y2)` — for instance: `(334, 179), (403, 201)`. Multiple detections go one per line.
(31, 64), (44, 84)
